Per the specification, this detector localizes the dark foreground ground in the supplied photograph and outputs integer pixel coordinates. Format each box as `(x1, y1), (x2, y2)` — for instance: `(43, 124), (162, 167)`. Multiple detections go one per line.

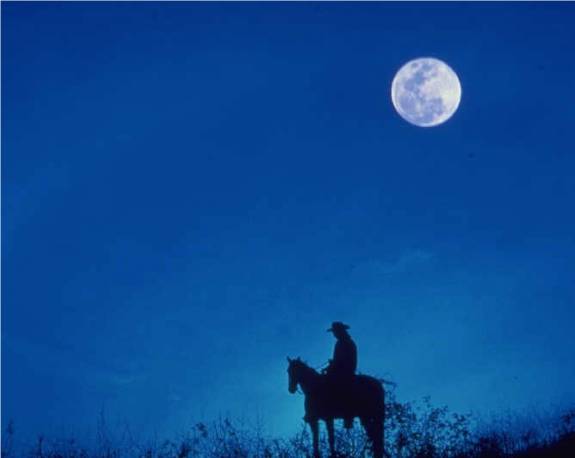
(3, 393), (574, 457)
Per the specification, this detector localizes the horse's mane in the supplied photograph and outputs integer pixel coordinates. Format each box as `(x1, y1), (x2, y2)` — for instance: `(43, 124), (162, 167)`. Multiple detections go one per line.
(292, 358), (320, 377)
(294, 361), (396, 387)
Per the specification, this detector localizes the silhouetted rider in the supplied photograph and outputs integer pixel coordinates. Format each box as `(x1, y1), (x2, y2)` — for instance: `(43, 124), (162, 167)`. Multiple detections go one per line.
(325, 321), (357, 377)
(324, 321), (357, 428)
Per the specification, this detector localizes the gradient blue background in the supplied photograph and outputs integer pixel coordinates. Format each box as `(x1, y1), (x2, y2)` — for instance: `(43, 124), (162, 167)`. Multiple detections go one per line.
(3, 2), (575, 443)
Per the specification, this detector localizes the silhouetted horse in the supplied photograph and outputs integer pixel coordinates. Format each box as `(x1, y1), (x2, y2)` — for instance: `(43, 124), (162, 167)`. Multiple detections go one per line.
(287, 357), (386, 458)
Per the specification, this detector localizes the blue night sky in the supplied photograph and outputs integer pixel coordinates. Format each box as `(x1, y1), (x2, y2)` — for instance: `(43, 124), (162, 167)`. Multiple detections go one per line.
(3, 2), (575, 442)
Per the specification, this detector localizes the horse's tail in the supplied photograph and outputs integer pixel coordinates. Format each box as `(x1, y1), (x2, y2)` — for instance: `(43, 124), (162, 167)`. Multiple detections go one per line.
(375, 378), (392, 458)
(376, 377), (397, 389)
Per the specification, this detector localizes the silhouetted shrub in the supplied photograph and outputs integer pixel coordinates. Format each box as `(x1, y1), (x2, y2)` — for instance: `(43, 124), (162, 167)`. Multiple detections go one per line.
(3, 399), (574, 457)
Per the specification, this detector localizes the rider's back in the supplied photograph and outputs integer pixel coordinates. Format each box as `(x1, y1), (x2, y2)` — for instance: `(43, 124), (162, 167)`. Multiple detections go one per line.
(331, 335), (357, 376)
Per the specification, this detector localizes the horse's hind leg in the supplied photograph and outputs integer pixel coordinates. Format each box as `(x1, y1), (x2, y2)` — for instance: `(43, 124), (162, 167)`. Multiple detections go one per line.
(360, 418), (373, 455)
(361, 417), (383, 458)
(370, 417), (384, 458)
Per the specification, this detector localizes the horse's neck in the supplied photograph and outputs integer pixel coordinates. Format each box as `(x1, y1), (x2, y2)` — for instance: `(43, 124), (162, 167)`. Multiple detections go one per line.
(299, 365), (321, 393)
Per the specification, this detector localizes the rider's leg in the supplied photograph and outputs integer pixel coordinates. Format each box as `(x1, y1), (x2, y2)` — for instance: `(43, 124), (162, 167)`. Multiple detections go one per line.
(343, 376), (354, 429)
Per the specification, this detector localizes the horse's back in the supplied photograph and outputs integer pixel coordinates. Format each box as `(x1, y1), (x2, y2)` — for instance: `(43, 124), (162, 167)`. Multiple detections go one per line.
(356, 374), (384, 392)
(353, 374), (385, 413)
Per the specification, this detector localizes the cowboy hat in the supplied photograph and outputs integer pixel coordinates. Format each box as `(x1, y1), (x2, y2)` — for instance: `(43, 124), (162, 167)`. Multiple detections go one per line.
(327, 321), (350, 332)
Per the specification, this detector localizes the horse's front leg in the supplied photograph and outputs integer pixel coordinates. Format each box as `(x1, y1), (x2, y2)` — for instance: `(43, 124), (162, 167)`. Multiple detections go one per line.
(326, 418), (335, 458)
(310, 419), (320, 458)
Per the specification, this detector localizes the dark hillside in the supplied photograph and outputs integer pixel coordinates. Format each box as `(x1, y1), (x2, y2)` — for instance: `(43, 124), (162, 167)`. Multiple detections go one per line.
(3, 393), (574, 457)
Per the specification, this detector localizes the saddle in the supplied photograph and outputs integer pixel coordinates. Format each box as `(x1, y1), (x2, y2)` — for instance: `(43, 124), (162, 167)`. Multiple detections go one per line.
(322, 372), (357, 428)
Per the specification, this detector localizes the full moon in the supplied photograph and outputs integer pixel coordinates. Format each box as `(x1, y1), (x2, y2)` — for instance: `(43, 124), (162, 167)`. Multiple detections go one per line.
(391, 57), (462, 127)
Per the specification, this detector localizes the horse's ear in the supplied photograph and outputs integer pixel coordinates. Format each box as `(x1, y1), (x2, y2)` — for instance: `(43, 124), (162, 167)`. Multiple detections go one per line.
(287, 356), (292, 363)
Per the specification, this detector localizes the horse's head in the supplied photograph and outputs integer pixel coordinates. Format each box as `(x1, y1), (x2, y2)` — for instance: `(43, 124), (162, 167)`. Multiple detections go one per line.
(286, 357), (304, 394)
(287, 357), (320, 394)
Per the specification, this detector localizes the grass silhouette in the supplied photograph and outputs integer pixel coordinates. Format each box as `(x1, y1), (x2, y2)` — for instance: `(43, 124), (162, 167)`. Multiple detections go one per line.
(2, 388), (574, 457)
